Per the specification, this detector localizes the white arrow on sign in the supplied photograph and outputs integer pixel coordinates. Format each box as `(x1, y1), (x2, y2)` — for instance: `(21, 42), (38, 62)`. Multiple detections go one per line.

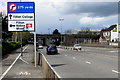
(10, 4), (16, 11)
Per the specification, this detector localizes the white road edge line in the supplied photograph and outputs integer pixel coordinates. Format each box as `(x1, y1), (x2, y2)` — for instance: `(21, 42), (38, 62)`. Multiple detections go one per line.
(0, 45), (29, 80)
(85, 61), (91, 64)
(112, 70), (120, 74)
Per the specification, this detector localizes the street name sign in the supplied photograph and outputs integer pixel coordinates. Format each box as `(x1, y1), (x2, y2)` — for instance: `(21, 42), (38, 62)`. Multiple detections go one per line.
(7, 2), (35, 31)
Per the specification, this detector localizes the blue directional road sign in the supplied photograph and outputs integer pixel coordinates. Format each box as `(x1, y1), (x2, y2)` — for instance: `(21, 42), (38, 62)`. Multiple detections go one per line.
(7, 2), (35, 31)
(8, 2), (35, 13)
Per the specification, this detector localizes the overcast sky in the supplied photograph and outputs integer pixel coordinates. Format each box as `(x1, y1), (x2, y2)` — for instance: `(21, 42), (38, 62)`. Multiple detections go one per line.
(0, 0), (119, 34)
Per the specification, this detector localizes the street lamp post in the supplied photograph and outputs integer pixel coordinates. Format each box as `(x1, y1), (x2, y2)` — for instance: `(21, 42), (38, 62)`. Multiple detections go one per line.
(59, 18), (64, 45)
(48, 28), (50, 34)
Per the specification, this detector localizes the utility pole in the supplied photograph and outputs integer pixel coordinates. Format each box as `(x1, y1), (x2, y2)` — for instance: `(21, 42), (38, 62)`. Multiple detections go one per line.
(59, 18), (64, 46)
(48, 28), (50, 34)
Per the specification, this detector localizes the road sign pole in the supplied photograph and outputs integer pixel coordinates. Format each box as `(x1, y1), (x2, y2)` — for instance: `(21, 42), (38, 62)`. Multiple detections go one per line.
(19, 0), (22, 57)
(20, 32), (23, 56)
(34, 32), (37, 67)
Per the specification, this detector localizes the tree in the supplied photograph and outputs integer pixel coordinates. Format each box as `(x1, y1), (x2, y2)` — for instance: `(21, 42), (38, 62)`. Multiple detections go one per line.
(2, 16), (30, 42)
(2, 16), (13, 41)
(52, 29), (60, 34)
(52, 29), (61, 45)
(22, 32), (30, 42)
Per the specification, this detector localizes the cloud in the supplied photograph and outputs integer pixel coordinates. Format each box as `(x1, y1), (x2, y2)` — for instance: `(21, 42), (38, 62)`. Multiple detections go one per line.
(52, 2), (118, 17)
(79, 17), (105, 24)
(78, 15), (117, 29)
(1, 0), (118, 33)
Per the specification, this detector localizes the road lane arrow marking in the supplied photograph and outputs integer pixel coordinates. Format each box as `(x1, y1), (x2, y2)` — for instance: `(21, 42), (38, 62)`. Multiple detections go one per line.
(85, 61), (91, 64)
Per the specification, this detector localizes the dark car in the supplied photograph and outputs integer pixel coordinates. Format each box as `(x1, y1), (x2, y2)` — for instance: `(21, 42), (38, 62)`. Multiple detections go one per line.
(46, 44), (58, 55)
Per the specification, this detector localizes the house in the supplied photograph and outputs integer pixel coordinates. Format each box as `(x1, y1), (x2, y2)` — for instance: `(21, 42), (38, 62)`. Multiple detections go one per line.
(99, 24), (119, 43)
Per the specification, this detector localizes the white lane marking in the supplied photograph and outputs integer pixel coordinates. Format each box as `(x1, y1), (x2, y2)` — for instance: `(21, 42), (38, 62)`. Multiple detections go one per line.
(112, 70), (120, 74)
(109, 51), (118, 53)
(0, 45), (29, 79)
(20, 57), (29, 64)
(65, 55), (67, 56)
(73, 57), (76, 59)
(85, 61), (91, 64)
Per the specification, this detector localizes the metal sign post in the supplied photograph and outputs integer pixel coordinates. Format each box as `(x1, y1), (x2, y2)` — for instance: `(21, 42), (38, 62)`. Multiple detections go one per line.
(7, 2), (36, 67)
(7, 2), (35, 32)
(34, 32), (36, 67)
(20, 32), (23, 56)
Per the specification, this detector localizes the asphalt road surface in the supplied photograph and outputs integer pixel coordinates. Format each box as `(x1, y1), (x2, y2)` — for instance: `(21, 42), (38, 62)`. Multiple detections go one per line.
(40, 46), (118, 78)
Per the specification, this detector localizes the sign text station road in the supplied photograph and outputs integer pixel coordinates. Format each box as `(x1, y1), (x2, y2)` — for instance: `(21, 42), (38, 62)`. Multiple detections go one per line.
(8, 21), (34, 31)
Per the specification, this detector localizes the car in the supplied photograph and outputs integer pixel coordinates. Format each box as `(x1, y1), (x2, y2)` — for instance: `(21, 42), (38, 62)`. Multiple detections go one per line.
(46, 44), (58, 55)
(38, 45), (43, 49)
(73, 44), (82, 50)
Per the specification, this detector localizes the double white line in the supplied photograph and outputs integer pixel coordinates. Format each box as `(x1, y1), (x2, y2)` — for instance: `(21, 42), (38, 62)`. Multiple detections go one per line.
(0, 45), (29, 80)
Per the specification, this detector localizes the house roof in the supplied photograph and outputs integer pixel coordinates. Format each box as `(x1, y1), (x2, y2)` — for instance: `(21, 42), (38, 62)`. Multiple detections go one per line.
(101, 24), (117, 32)
(100, 24), (117, 40)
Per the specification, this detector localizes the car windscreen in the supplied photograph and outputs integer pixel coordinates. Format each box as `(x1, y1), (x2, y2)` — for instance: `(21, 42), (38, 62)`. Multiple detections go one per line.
(75, 44), (80, 47)
(48, 45), (56, 48)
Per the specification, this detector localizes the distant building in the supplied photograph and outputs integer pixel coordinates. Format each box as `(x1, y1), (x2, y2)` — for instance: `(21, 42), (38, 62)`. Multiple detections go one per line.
(64, 29), (100, 44)
(65, 29), (80, 34)
(78, 29), (100, 35)
(99, 24), (119, 43)
(65, 29), (100, 35)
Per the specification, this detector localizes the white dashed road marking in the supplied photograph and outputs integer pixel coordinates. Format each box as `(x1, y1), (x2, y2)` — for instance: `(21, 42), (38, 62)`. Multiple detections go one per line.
(85, 61), (91, 64)
(73, 57), (76, 59)
(112, 70), (120, 74)
(109, 51), (118, 53)
(65, 55), (67, 56)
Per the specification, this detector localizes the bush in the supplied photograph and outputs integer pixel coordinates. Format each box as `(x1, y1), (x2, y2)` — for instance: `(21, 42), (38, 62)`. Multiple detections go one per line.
(2, 41), (21, 56)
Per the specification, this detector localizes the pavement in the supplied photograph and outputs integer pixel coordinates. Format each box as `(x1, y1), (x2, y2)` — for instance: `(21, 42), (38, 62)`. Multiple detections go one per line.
(1, 44), (44, 80)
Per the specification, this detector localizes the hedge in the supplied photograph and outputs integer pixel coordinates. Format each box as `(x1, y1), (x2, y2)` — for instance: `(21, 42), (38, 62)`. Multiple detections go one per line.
(2, 41), (21, 56)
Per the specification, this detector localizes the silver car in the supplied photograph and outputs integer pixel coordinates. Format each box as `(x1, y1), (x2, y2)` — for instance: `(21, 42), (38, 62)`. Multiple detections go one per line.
(73, 44), (82, 50)
(38, 45), (43, 49)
